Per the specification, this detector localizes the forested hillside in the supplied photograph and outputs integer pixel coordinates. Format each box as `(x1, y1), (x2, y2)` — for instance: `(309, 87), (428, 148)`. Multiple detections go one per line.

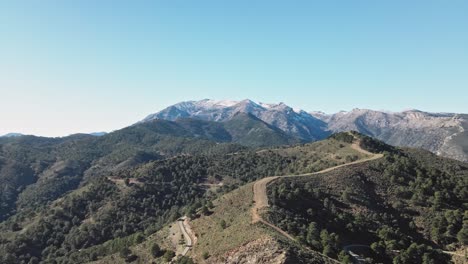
(0, 129), (466, 264)
(0, 114), (302, 223)
(0, 133), (365, 263)
(0, 122), (245, 223)
(266, 140), (468, 263)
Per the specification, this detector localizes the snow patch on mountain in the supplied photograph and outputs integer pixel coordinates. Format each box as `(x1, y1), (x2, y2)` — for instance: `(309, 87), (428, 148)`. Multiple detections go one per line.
(143, 99), (329, 141)
(142, 99), (468, 162)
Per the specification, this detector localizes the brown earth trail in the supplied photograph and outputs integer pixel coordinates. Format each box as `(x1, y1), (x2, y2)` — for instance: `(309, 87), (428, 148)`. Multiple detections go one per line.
(251, 139), (384, 235)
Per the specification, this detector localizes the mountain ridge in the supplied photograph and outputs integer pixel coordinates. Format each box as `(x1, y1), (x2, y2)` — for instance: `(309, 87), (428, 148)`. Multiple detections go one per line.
(143, 99), (468, 162)
(143, 99), (330, 142)
(0, 133), (25, 138)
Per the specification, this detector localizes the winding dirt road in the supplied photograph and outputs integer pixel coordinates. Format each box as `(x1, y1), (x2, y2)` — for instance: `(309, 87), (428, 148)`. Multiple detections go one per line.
(251, 139), (384, 235)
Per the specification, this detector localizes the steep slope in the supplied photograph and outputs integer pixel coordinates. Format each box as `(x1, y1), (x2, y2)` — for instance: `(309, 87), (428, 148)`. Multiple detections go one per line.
(143, 99), (329, 141)
(222, 112), (300, 147)
(189, 184), (335, 264)
(82, 135), (369, 264)
(0, 120), (245, 222)
(138, 115), (300, 147)
(0, 134), (369, 264)
(265, 139), (468, 263)
(152, 115), (300, 147)
(83, 134), (384, 264)
(88, 184), (335, 264)
(314, 109), (468, 162)
(0, 114), (304, 223)
(144, 99), (468, 161)
(252, 133), (383, 225)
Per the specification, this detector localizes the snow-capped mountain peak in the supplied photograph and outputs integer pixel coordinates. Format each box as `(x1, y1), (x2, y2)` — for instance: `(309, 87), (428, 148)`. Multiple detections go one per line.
(196, 99), (239, 108)
(142, 99), (329, 140)
(141, 99), (468, 162)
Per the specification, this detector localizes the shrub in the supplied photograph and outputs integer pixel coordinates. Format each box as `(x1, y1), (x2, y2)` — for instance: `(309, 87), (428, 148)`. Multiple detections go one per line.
(163, 250), (175, 262)
(219, 219), (227, 229)
(150, 243), (161, 257)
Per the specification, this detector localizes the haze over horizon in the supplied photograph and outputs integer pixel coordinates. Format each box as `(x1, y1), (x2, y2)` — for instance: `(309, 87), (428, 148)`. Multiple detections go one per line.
(1, 1), (467, 136)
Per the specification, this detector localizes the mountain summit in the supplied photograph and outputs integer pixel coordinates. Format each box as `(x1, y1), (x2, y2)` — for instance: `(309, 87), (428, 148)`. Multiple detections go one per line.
(143, 99), (330, 141)
(144, 100), (468, 162)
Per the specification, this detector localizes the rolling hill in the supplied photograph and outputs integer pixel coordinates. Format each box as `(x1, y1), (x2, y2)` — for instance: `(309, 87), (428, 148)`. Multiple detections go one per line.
(0, 132), (371, 263)
(0, 130), (465, 264)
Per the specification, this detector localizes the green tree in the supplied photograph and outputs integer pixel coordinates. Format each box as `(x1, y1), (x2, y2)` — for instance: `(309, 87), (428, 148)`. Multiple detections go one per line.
(306, 222), (320, 246)
(323, 245), (332, 257)
(177, 256), (195, 264)
(134, 232), (145, 243)
(432, 191), (443, 210)
(431, 225), (443, 243)
(320, 229), (330, 247)
(422, 253), (437, 264)
(371, 241), (385, 255)
(200, 205), (210, 215)
(220, 219), (227, 229)
(28, 257), (40, 264)
(457, 225), (468, 245)
(338, 250), (352, 263)
(150, 243), (161, 257)
(10, 222), (21, 231)
(341, 188), (352, 203)
(119, 247), (131, 259)
(187, 206), (197, 218)
(329, 232), (340, 250)
(163, 250), (175, 262)
(206, 200), (214, 209)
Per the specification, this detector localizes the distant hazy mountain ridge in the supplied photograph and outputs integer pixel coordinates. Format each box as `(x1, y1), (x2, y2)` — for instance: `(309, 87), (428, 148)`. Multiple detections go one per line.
(0, 133), (24, 138)
(144, 99), (468, 161)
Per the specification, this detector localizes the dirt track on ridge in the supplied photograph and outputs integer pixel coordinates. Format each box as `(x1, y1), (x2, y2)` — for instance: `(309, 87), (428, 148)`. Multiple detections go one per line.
(251, 140), (384, 231)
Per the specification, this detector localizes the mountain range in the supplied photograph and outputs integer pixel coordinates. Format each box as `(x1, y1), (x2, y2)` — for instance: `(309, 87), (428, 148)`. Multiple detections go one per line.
(143, 99), (468, 162)
(142, 99), (329, 142)
(0, 99), (467, 263)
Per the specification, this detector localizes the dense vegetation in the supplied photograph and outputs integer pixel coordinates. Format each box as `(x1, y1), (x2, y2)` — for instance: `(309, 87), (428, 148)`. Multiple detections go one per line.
(0, 115), (305, 223)
(0, 157), (216, 263)
(0, 132), (363, 263)
(1, 128), (466, 263)
(267, 147), (467, 263)
(0, 118), (258, 220)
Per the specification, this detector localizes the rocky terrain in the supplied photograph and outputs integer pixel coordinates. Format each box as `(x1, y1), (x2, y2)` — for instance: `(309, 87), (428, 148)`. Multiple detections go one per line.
(318, 109), (468, 162)
(143, 99), (329, 141)
(144, 99), (468, 162)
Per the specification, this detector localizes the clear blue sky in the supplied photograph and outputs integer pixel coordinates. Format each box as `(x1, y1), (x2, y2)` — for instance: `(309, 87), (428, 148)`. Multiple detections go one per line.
(1, 1), (467, 136)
